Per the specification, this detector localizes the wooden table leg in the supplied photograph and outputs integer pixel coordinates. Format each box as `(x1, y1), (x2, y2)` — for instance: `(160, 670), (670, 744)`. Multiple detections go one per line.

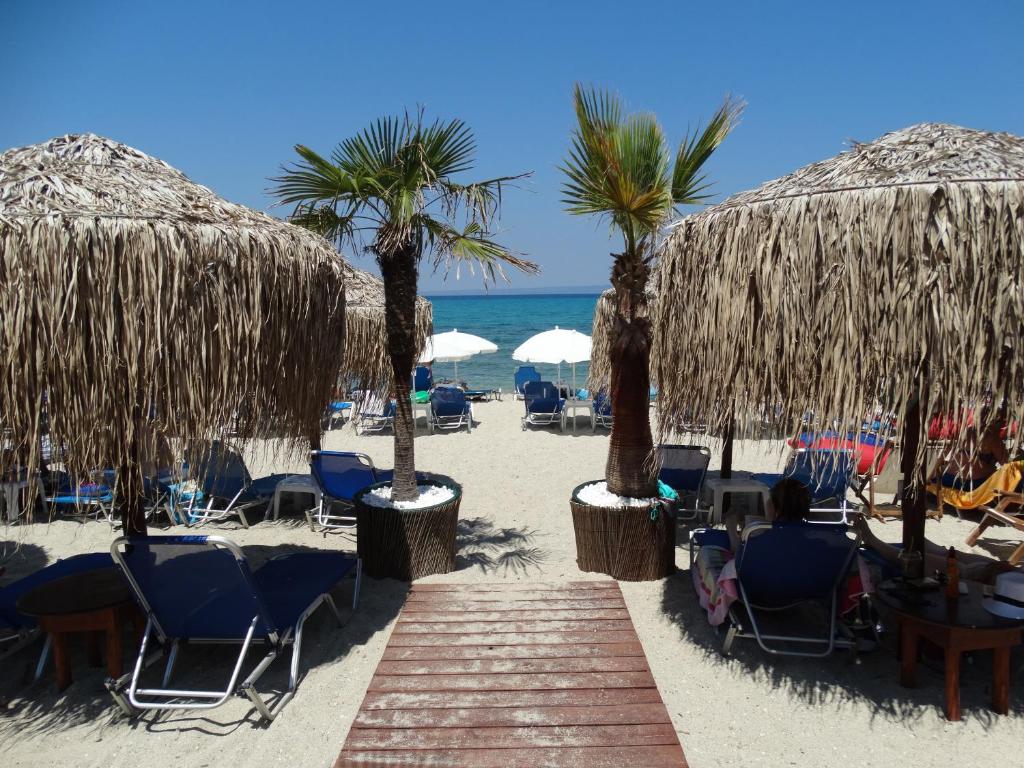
(51, 631), (71, 691)
(899, 623), (917, 687)
(944, 646), (961, 721)
(104, 608), (123, 679)
(992, 645), (1011, 715)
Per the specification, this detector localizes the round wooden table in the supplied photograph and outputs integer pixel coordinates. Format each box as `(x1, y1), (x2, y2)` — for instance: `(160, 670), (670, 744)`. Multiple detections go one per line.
(876, 580), (1024, 720)
(17, 567), (142, 690)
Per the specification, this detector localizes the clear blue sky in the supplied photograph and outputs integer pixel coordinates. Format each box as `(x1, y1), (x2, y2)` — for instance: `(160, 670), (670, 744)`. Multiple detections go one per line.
(4, 0), (1022, 292)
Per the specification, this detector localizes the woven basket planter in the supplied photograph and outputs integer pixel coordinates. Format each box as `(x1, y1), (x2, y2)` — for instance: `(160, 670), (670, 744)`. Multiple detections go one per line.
(570, 480), (676, 581)
(354, 479), (462, 580)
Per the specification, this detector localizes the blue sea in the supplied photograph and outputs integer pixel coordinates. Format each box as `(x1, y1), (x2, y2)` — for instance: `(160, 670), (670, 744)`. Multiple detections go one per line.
(425, 294), (600, 392)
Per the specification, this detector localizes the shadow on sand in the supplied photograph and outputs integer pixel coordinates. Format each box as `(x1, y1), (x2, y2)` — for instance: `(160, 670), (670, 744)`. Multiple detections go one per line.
(456, 516), (547, 575)
(660, 526), (1024, 726)
(0, 541), (407, 738)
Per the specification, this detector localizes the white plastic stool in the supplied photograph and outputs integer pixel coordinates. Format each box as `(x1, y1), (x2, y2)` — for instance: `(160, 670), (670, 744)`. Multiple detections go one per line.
(270, 474), (322, 521)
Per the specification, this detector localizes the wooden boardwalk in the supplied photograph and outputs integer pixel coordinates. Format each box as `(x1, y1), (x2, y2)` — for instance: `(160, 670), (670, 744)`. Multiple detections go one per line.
(335, 581), (687, 768)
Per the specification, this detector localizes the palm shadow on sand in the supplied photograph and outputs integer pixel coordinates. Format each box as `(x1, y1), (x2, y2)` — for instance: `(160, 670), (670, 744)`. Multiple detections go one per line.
(455, 516), (547, 575)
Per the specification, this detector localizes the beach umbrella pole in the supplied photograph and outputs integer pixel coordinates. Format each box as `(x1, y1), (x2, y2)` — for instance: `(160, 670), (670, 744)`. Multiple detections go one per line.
(899, 389), (928, 558)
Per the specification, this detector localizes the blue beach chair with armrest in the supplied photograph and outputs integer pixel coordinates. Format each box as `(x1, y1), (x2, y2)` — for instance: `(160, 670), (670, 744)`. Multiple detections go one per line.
(46, 471), (117, 524)
(513, 366), (541, 400)
(751, 449), (857, 523)
(106, 534), (360, 723)
(592, 391), (613, 430)
(657, 444), (712, 521)
(355, 393), (396, 435)
(307, 451), (381, 532)
(429, 386), (472, 433)
(717, 521), (858, 657)
(179, 441), (289, 528)
(521, 381), (564, 429)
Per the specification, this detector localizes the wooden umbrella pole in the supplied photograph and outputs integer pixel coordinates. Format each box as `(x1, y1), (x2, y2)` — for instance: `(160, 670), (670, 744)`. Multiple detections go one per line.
(900, 386), (928, 556)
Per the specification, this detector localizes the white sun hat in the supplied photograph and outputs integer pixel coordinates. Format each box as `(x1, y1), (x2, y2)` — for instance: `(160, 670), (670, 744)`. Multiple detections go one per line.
(982, 571), (1024, 620)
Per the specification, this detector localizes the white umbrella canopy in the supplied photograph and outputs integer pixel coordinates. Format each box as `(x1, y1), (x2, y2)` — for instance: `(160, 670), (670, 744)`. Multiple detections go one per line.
(419, 329), (498, 380)
(513, 327), (592, 391)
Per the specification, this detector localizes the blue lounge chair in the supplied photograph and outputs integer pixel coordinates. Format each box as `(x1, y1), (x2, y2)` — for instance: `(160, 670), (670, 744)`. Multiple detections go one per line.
(179, 441), (289, 528)
(0, 552), (115, 673)
(107, 535), (360, 723)
(324, 400), (353, 430)
(513, 366), (541, 400)
(413, 366), (434, 393)
(307, 450), (381, 532)
(429, 386), (472, 433)
(355, 393), (396, 435)
(695, 521), (858, 657)
(522, 381), (564, 429)
(593, 391), (613, 430)
(46, 471), (117, 524)
(657, 444), (712, 521)
(751, 449), (857, 523)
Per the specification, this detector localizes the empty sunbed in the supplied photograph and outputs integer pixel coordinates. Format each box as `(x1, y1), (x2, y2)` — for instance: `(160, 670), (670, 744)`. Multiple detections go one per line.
(429, 386), (472, 433)
(354, 393), (396, 435)
(657, 444), (711, 521)
(107, 535), (360, 723)
(593, 391), (613, 430)
(413, 366), (433, 393)
(513, 366), (541, 400)
(307, 450), (382, 531)
(179, 441), (289, 528)
(521, 381), (564, 429)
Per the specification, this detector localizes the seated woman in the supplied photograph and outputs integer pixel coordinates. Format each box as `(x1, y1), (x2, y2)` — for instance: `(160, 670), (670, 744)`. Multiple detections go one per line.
(692, 478), (811, 625)
(935, 418), (1009, 490)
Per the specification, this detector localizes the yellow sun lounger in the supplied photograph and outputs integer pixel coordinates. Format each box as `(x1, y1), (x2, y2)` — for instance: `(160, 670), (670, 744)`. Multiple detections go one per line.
(926, 460), (1024, 511)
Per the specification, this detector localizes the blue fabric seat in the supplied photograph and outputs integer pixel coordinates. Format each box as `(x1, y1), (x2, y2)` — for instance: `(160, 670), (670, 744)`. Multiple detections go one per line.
(514, 366), (541, 399)
(751, 449), (857, 522)
(109, 534), (360, 723)
(522, 381), (564, 429)
(413, 366), (434, 393)
(429, 386), (472, 433)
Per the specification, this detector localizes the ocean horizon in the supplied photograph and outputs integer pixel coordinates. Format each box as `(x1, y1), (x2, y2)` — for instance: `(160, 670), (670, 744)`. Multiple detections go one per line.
(424, 293), (601, 391)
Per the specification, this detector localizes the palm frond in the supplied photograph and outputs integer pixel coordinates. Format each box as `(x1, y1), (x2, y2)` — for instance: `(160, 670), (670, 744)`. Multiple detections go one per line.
(422, 217), (538, 284)
(671, 96), (745, 207)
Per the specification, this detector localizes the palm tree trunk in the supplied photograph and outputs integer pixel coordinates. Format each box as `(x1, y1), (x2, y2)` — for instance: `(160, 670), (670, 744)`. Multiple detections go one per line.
(380, 244), (420, 502)
(605, 250), (656, 499)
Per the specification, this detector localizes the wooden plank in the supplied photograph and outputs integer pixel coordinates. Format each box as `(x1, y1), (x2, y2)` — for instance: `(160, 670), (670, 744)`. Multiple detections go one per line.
(397, 608), (630, 622)
(376, 656), (650, 676)
(402, 598), (626, 612)
(387, 630), (640, 647)
(394, 619), (635, 634)
(406, 589), (617, 603)
(359, 688), (665, 711)
(336, 745), (688, 768)
(368, 670), (656, 692)
(410, 582), (619, 593)
(343, 723), (679, 750)
(381, 641), (646, 662)
(354, 702), (674, 729)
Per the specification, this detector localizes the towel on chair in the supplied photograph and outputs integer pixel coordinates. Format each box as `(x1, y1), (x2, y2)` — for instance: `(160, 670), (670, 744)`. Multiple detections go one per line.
(926, 460), (1024, 510)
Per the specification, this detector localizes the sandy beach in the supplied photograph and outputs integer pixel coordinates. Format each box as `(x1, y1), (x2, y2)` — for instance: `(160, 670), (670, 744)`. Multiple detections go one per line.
(2, 397), (1023, 768)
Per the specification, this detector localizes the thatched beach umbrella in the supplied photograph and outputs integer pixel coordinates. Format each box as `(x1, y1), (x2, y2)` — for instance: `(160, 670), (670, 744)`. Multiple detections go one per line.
(653, 123), (1024, 555)
(0, 133), (349, 533)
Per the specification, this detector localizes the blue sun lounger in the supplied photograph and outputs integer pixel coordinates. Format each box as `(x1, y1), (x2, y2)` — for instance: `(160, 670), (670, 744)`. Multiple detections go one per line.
(657, 444), (712, 521)
(513, 366), (541, 400)
(107, 535), (361, 723)
(178, 441), (289, 528)
(751, 448), (857, 523)
(429, 386), (472, 433)
(521, 381), (564, 429)
(307, 450), (382, 532)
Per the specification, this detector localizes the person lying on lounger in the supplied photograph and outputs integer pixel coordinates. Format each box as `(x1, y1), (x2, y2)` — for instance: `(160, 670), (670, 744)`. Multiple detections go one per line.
(933, 416), (1009, 490)
(852, 515), (1016, 583)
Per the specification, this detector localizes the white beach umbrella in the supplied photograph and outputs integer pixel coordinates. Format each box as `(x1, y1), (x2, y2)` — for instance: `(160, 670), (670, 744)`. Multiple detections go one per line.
(419, 329), (497, 380)
(512, 326), (592, 392)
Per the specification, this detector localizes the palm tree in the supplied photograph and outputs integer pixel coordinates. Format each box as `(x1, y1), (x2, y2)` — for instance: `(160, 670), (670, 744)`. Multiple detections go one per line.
(561, 85), (742, 498)
(274, 112), (537, 502)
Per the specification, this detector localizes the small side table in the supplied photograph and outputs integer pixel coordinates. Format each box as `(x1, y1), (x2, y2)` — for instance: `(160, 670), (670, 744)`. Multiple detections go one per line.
(561, 400), (595, 434)
(1, 477), (44, 523)
(413, 402), (433, 433)
(17, 567), (142, 691)
(704, 477), (770, 524)
(271, 474), (323, 521)
(876, 581), (1024, 720)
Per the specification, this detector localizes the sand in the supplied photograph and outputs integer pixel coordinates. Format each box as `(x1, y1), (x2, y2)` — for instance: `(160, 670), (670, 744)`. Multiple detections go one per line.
(2, 397), (1023, 767)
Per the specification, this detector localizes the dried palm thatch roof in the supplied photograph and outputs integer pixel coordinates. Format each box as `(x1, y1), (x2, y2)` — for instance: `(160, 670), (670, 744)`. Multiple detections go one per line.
(0, 133), (348, 508)
(339, 258), (433, 392)
(653, 123), (1024, 463)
